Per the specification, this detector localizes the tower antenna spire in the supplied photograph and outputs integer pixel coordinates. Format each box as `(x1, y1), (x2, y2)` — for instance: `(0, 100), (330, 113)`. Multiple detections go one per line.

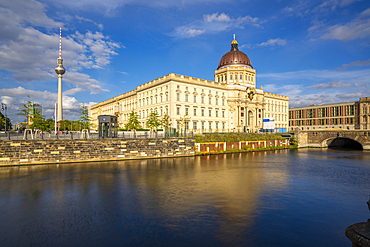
(59, 26), (62, 58)
(55, 26), (65, 123)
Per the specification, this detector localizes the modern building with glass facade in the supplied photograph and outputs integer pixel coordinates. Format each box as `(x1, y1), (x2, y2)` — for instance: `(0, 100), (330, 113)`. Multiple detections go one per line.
(289, 97), (370, 131)
(89, 36), (289, 133)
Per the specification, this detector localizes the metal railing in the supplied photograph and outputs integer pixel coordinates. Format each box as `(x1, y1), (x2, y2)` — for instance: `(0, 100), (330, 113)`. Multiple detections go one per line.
(0, 131), (194, 141)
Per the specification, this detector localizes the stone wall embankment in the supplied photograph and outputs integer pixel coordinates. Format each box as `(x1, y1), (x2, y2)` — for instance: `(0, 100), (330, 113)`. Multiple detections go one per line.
(0, 138), (194, 166)
(195, 139), (288, 152)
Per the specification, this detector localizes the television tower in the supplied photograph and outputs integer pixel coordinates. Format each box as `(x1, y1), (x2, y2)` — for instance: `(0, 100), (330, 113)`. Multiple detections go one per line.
(55, 26), (65, 122)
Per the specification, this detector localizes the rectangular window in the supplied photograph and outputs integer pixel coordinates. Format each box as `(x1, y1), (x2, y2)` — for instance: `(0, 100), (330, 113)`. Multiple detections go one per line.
(222, 123), (225, 130)
(240, 74), (242, 80)
(177, 121), (180, 130)
(185, 94), (189, 102)
(201, 96), (204, 104)
(194, 95), (197, 103)
(216, 122), (219, 130)
(166, 94), (168, 101)
(230, 75), (232, 80)
(216, 111), (218, 117)
(194, 108), (197, 116)
(209, 109), (212, 117)
(222, 111), (225, 118)
(186, 87), (188, 90)
(177, 93), (180, 101)
(209, 122), (212, 130)
(177, 107), (180, 115)
(209, 97), (211, 104)
(201, 109), (204, 116)
(185, 108), (189, 115)
(216, 98), (218, 105)
(193, 122), (197, 130)
(202, 122), (205, 130)
(160, 96), (162, 102)
(222, 99), (224, 106)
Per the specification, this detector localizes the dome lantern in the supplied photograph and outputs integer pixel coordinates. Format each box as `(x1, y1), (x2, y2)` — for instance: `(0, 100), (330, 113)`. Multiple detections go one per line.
(217, 34), (253, 69)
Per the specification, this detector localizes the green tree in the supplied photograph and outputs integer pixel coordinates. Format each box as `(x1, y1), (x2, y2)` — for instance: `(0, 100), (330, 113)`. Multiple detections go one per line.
(0, 112), (12, 130)
(179, 115), (191, 136)
(17, 98), (31, 128)
(79, 103), (91, 130)
(161, 113), (171, 129)
(125, 110), (141, 130)
(146, 111), (161, 133)
(30, 109), (47, 131)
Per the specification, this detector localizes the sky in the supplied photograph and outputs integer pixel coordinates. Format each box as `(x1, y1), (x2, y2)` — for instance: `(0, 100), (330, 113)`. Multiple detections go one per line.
(0, 0), (370, 123)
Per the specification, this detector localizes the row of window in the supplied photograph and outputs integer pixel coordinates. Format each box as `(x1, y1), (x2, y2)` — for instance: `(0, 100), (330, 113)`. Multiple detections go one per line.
(176, 94), (225, 105)
(176, 121), (226, 131)
(289, 117), (356, 126)
(137, 108), (169, 119)
(139, 95), (169, 106)
(139, 85), (169, 98)
(176, 85), (225, 96)
(266, 104), (288, 112)
(290, 105), (357, 119)
(176, 106), (226, 118)
(265, 114), (287, 122)
(216, 74), (255, 83)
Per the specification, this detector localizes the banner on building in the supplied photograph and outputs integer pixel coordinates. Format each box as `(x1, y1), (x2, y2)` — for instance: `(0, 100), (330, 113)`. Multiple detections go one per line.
(263, 118), (275, 130)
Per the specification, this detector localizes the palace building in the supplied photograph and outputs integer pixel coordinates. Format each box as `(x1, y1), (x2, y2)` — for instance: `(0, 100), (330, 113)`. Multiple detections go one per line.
(288, 97), (370, 131)
(89, 36), (289, 133)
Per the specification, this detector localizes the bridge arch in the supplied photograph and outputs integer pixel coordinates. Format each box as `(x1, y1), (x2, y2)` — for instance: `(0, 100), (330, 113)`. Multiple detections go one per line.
(326, 137), (363, 150)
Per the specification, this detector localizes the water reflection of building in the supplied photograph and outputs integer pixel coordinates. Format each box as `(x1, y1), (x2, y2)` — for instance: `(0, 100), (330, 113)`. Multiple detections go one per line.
(89, 36), (289, 133)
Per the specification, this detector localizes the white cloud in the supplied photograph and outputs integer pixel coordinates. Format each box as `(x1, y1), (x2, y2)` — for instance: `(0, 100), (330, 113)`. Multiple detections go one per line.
(284, 0), (361, 18)
(0, 86), (96, 122)
(0, 0), (121, 94)
(75, 15), (104, 30)
(264, 83), (366, 108)
(258, 68), (370, 82)
(307, 80), (352, 89)
(338, 59), (370, 70)
(46, 0), (230, 15)
(172, 13), (264, 38)
(257, 38), (287, 47)
(310, 8), (370, 42)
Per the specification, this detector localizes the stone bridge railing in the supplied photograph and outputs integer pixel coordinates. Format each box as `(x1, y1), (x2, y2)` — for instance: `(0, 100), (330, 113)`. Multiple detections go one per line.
(296, 130), (370, 150)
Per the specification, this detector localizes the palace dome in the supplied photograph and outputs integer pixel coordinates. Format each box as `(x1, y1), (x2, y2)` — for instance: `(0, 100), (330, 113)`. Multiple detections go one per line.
(217, 35), (253, 69)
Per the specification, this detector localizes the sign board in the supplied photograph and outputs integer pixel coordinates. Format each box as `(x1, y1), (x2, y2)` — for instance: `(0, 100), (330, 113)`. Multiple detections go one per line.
(263, 118), (275, 130)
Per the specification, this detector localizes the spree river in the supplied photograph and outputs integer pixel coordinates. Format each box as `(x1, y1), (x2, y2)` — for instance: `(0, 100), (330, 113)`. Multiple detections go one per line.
(0, 149), (369, 247)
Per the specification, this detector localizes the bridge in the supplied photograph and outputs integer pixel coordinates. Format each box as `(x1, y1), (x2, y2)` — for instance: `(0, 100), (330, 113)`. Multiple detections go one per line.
(296, 130), (370, 150)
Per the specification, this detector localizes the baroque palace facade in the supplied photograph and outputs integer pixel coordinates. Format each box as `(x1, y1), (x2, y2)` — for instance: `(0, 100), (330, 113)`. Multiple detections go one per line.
(289, 97), (370, 131)
(89, 36), (289, 133)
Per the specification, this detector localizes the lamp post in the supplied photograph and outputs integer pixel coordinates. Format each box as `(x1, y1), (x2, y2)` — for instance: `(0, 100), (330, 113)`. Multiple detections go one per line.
(1, 103), (8, 138)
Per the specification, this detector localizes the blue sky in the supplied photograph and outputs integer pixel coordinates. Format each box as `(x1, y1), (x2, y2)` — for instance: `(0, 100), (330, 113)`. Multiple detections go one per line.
(0, 0), (369, 122)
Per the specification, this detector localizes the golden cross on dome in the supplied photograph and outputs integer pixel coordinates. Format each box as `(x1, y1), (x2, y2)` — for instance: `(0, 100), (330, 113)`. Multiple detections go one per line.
(233, 34), (236, 40)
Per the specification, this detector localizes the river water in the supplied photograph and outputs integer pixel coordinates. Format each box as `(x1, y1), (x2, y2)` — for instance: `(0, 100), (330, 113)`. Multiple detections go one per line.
(0, 149), (369, 247)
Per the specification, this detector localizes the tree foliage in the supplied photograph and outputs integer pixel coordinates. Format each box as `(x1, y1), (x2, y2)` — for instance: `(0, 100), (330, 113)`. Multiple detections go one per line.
(79, 103), (91, 130)
(29, 109), (47, 130)
(125, 110), (141, 131)
(161, 114), (171, 129)
(0, 112), (11, 130)
(146, 111), (161, 132)
(17, 102), (30, 128)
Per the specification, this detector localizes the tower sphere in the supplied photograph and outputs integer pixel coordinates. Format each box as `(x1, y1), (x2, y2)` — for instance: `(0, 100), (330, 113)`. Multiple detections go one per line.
(55, 59), (65, 75)
(217, 35), (252, 69)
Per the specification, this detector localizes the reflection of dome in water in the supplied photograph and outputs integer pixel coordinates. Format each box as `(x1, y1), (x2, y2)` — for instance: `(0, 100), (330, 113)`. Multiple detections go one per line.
(217, 35), (253, 69)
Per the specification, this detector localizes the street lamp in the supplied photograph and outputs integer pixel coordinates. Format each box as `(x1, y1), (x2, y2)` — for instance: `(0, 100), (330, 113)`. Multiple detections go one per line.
(1, 103), (7, 136)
